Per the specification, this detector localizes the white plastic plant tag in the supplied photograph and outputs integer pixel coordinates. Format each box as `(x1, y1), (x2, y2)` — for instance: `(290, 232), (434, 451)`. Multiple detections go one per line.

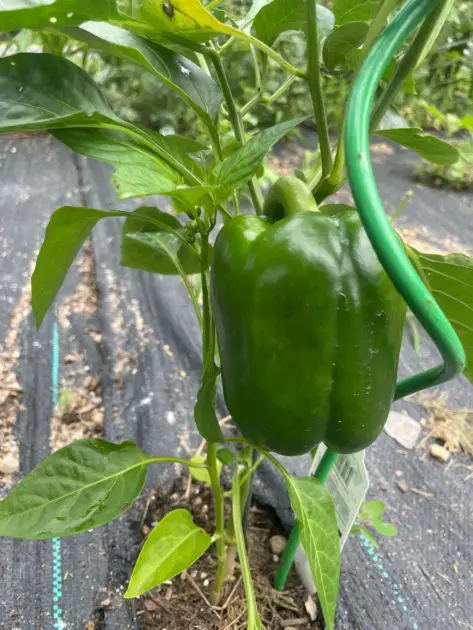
(310, 444), (370, 548)
(295, 444), (369, 594)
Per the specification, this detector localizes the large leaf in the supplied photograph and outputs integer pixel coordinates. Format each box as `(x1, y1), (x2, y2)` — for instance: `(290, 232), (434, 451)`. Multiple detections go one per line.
(376, 128), (460, 166)
(120, 206), (201, 275)
(252, 0), (334, 47)
(286, 476), (340, 630)
(414, 250), (473, 384)
(0, 53), (193, 199)
(118, 0), (237, 42)
(0, 439), (150, 539)
(213, 117), (306, 190)
(53, 128), (186, 200)
(0, 0), (118, 32)
(323, 22), (369, 71)
(32, 206), (126, 328)
(125, 509), (211, 598)
(333, 0), (385, 25)
(62, 21), (223, 120)
(0, 53), (115, 133)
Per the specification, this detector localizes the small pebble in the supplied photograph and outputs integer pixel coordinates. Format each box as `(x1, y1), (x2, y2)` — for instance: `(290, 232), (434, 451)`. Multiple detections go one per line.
(200, 572), (208, 579)
(429, 443), (450, 462)
(142, 525), (150, 536)
(0, 453), (18, 475)
(203, 579), (209, 587)
(384, 411), (421, 449)
(394, 469), (403, 477)
(269, 534), (287, 555)
(396, 480), (409, 493)
(272, 554), (279, 563)
(193, 497), (203, 508)
(305, 594), (318, 621)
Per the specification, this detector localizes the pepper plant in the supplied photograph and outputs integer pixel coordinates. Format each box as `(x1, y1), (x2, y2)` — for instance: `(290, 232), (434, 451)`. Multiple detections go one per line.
(1, 1), (473, 629)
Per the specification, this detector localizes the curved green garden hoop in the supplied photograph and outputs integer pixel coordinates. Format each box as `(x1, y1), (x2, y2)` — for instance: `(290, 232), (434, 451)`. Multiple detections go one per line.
(275, 0), (466, 591)
(345, 0), (465, 398)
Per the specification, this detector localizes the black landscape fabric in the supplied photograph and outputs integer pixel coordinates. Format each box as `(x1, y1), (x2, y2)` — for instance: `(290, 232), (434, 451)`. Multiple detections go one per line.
(0, 135), (472, 629)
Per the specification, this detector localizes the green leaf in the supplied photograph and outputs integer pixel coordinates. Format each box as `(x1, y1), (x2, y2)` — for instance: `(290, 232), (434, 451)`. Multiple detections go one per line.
(413, 250), (473, 384)
(370, 518), (398, 537)
(118, 0), (238, 42)
(359, 499), (385, 520)
(0, 0), (119, 32)
(54, 127), (184, 199)
(383, 60), (416, 95)
(32, 206), (126, 329)
(0, 53), (115, 134)
(240, 0), (273, 28)
(62, 22), (223, 120)
(252, 0), (334, 47)
(333, 0), (384, 25)
(189, 455), (221, 484)
(416, 0), (455, 68)
(216, 447), (236, 466)
(120, 207), (201, 275)
(53, 128), (210, 202)
(376, 128), (460, 166)
(194, 362), (224, 443)
(323, 22), (369, 71)
(285, 476), (340, 630)
(125, 509), (211, 598)
(0, 439), (150, 539)
(113, 166), (213, 203)
(213, 117), (306, 190)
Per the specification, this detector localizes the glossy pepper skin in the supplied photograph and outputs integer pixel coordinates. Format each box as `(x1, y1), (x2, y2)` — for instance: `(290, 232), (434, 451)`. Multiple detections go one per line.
(211, 177), (406, 456)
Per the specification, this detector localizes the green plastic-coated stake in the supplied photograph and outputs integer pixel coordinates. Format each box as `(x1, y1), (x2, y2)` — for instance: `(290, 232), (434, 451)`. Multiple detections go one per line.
(274, 449), (339, 590)
(345, 0), (465, 397)
(274, 0), (466, 592)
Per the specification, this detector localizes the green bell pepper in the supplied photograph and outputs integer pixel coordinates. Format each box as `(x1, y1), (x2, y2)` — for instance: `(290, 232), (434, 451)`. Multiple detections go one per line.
(211, 177), (406, 456)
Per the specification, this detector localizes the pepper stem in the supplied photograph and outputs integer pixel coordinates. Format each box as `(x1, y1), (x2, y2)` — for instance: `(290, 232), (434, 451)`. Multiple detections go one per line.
(263, 176), (318, 220)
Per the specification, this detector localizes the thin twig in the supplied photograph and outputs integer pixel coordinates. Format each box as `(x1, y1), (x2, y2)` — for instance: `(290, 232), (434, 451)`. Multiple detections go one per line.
(221, 610), (245, 630)
(218, 575), (243, 613)
(185, 572), (221, 619)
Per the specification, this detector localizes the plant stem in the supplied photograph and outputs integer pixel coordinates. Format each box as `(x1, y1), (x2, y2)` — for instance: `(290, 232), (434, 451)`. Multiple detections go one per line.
(209, 48), (264, 214)
(244, 34), (305, 78)
(314, 0), (401, 201)
(232, 464), (261, 626)
(200, 234), (226, 604)
(265, 75), (298, 105)
(208, 442), (227, 604)
(224, 448), (259, 577)
(306, 0), (332, 180)
(371, 2), (446, 129)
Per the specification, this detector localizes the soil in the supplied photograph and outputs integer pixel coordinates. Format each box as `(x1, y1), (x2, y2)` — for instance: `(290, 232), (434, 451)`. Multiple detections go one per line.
(138, 477), (322, 630)
(58, 240), (98, 329)
(0, 280), (31, 486)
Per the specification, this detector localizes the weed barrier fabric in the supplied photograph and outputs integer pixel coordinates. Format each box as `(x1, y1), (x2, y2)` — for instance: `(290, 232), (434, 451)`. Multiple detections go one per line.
(0, 136), (471, 628)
